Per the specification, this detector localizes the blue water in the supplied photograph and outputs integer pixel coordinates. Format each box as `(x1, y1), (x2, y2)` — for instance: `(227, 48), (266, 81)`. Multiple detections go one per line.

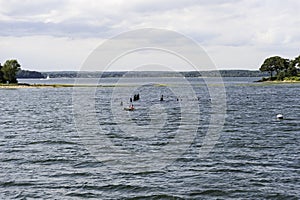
(0, 77), (299, 199)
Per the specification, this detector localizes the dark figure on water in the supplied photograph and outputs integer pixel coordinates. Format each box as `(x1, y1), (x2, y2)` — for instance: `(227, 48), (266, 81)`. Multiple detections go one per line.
(133, 94), (140, 101)
(160, 95), (164, 101)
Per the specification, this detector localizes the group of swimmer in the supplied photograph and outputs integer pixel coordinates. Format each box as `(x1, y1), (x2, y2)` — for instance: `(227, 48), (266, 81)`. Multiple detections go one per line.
(121, 94), (207, 111)
(122, 93), (166, 111)
(130, 93), (140, 102)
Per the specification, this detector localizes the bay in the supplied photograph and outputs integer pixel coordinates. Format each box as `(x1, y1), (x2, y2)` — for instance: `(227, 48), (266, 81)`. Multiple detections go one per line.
(0, 77), (299, 199)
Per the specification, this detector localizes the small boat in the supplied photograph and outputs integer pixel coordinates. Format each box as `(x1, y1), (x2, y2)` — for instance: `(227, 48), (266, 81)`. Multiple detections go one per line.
(124, 107), (134, 111)
(40, 75), (50, 80)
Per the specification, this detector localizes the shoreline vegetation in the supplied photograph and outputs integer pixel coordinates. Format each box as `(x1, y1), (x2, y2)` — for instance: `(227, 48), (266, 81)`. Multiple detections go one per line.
(1, 79), (299, 89)
(1, 55), (300, 88)
(39, 70), (269, 78)
(0, 83), (124, 88)
(256, 76), (300, 83)
(0, 83), (171, 88)
(258, 55), (300, 82)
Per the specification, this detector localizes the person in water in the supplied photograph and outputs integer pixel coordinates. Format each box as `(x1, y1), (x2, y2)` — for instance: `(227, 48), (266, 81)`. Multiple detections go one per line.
(160, 95), (164, 101)
(129, 104), (134, 110)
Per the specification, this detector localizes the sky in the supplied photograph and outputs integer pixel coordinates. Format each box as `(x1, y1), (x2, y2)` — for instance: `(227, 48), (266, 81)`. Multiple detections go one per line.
(0, 0), (299, 71)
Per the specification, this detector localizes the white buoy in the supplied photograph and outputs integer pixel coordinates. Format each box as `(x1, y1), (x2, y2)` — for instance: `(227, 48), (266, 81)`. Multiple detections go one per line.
(277, 114), (283, 119)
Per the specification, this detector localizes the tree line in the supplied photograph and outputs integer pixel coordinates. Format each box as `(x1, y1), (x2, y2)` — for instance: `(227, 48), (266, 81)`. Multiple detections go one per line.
(259, 55), (300, 80)
(0, 59), (21, 84)
(17, 70), (44, 79)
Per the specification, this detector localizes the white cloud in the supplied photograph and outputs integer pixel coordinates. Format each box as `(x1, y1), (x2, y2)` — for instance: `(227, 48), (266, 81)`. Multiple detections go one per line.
(0, 36), (103, 71)
(0, 0), (299, 70)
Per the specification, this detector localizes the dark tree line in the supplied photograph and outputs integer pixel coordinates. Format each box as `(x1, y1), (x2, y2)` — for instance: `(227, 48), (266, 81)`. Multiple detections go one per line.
(0, 59), (21, 84)
(17, 70), (44, 79)
(259, 55), (299, 80)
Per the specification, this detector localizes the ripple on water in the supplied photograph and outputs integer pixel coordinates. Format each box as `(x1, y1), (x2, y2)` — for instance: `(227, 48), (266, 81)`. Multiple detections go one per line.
(0, 79), (299, 199)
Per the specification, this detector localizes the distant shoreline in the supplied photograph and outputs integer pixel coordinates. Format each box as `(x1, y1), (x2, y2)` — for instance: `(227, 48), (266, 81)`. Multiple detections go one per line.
(261, 80), (300, 83)
(1, 80), (299, 89)
(37, 70), (269, 79)
(0, 83), (131, 88)
(256, 76), (300, 83)
(0, 84), (71, 88)
(0, 83), (88, 88)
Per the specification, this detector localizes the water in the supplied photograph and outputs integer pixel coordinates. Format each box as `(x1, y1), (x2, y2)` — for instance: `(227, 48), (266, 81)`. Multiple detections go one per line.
(0, 77), (299, 199)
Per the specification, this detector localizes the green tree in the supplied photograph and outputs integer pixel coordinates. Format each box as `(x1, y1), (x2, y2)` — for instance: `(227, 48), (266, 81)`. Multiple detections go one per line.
(1, 59), (21, 83)
(291, 55), (300, 73)
(283, 59), (290, 73)
(286, 65), (298, 77)
(0, 63), (4, 83)
(291, 55), (300, 67)
(259, 56), (288, 78)
(287, 55), (300, 77)
(276, 71), (285, 81)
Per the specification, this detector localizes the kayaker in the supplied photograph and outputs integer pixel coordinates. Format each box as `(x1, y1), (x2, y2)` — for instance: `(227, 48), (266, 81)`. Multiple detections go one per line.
(129, 104), (134, 110)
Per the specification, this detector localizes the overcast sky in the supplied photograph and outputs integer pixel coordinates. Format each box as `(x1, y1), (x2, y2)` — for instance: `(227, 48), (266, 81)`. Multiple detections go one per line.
(0, 0), (299, 71)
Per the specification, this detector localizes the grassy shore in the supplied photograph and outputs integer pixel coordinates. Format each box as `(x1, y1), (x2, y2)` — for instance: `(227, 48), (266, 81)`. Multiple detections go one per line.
(0, 83), (146, 88)
(0, 83), (70, 88)
(257, 76), (300, 83)
(283, 76), (300, 82)
(1, 78), (299, 89)
(0, 83), (120, 88)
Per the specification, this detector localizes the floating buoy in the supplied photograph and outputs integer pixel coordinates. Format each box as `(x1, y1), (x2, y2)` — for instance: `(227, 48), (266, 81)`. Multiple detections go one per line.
(277, 114), (283, 119)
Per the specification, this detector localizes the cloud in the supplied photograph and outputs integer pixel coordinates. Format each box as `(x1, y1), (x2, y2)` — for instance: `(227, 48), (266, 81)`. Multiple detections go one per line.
(0, 0), (65, 17)
(0, 35), (103, 71)
(1, 0), (299, 45)
(0, 0), (299, 70)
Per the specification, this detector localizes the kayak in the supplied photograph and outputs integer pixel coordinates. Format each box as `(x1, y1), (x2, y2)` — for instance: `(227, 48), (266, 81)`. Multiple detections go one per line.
(124, 107), (134, 111)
